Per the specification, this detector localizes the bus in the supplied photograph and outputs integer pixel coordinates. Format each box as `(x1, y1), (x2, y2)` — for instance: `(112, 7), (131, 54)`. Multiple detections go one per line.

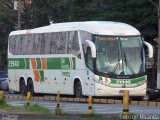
(8, 21), (153, 98)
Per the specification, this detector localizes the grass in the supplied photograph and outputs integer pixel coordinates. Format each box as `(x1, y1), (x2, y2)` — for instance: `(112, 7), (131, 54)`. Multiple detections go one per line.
(0, 100), (125, 119)
(23, 104), (53, 114)
(0, 100), (15, 110)
(0, 100), (53, 114)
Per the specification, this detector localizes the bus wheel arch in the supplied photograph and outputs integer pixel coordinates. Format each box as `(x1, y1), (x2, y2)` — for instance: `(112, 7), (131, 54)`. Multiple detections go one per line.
(19, 77), (27, 96)
(74, 79), (83, 98)
(27, 78), (34, 96)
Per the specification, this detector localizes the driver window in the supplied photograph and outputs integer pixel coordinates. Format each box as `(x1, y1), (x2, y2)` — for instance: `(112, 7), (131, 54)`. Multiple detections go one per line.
(86, 47), (93, 71)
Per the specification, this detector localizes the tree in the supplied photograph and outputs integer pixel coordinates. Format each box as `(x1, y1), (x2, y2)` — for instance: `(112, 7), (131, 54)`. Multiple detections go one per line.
(0, 0), (159, 69)
(21, 0), (158, 40)
(0, 0), (17, 69)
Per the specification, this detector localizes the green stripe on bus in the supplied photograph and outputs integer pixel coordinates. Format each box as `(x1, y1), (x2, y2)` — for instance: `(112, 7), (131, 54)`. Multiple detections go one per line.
(25, 58), (30, 69)
(8, 58), (30, 69)
(8, 57), (76, 70)
(110, 76), (146, 84)
(47, 58), (61, 69)
(39, 70), (44, 81)
(99, 76), (103, 83)
(36, 58), (41, 69)
(47, 57), (76, 70)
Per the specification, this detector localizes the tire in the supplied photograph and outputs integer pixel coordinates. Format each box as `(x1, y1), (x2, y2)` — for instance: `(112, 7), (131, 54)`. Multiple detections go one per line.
(75, 81), (83, 98)
(20, 80), (26, 96)
(27, 80), (34, 96)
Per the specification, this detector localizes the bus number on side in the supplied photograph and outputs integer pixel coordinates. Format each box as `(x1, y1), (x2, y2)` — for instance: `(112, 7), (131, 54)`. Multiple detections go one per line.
(8, 60), (19, 68)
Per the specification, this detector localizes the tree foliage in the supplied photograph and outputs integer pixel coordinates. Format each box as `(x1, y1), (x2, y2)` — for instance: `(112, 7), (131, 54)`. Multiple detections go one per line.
(22, 0), (158, 39)
(0, 0), (17, 69)
(0, 0), (159, 69)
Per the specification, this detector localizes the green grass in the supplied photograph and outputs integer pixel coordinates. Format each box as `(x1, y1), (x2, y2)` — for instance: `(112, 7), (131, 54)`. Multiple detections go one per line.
(0, 100), (16, 110)
(0, 100), (53, 114)
(23, 104), (53, 114)
(0, 100), (127, 119)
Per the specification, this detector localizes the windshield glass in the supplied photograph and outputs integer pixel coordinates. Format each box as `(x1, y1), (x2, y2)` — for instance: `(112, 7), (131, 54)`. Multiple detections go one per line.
(94, 35), (145, 76)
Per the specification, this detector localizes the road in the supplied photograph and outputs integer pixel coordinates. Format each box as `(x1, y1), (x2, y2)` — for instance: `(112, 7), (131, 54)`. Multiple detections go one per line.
(6, 99), (160, 115)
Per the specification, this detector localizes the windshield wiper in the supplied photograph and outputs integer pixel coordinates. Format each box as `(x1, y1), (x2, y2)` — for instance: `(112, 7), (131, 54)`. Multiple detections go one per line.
(112, 50), (121, 74)
(123, 51), (135, 74)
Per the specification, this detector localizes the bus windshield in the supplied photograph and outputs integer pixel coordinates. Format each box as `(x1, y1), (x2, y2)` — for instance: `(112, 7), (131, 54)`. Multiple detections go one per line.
(94, 35), (145, 76)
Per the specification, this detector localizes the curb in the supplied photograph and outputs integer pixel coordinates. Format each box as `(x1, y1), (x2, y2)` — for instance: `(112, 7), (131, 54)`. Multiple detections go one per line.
(4, 95), (160, 106)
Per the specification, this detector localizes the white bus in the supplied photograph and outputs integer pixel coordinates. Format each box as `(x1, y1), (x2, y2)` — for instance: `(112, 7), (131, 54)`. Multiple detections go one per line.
(8, 21), (153, 97)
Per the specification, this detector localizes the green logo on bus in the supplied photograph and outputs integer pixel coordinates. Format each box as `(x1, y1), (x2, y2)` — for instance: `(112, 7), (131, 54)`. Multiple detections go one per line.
(62, 71), (70, 77)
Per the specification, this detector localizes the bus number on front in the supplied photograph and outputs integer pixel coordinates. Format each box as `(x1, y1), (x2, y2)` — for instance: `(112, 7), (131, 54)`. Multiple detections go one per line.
(116, 80), (131, 84)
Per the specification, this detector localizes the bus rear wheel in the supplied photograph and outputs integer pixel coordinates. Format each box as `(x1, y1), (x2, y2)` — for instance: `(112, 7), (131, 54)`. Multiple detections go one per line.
(74, 81), (83, 98)
(27, 79), (34, 96)
(20, 79), (26, 96)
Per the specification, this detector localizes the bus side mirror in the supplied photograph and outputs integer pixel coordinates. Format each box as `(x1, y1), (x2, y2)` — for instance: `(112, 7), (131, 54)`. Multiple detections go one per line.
(143, 41), (153, 58)
(86, 40), (96, 58)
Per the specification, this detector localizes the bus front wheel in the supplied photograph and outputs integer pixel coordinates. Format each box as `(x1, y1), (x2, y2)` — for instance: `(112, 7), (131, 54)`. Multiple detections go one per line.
(27, 79), (34, 96)
(74, 81), (83, 98)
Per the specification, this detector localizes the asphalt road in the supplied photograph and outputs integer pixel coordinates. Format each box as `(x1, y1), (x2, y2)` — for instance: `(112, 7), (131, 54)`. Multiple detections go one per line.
(6, 99), (160, 115)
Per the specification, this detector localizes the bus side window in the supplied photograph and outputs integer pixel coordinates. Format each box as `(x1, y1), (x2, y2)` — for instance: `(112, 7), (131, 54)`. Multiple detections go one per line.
(67, 31), (80, 58)
(57, 32), (67, 54)
(33, 34), (38, 54)
(19, 35), (25, 55)
(50, 33), (57, 54)
(9, 36), (17, 55)
(15, 35), (25, 55)
(15, 36), (20, 54)
(44, 33), (51, 54)
(40, 34), (45, 54)
(24, 34), (34, 54)
(86, 47), (93, 71)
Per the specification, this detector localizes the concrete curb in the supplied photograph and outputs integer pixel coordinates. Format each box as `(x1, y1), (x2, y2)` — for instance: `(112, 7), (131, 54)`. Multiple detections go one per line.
(4, 95), (160, 106)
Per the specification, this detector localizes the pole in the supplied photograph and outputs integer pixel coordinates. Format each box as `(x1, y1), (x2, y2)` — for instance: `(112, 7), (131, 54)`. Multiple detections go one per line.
(26, 91), (31, 105)
(157, 0), (160, 89)
(56, 90), (60, 108)
(88, 95), (93, 115)
(0, 90), (4, 101)
(17, 0), (21, 30)
(55, 90), (61, 115)
(123, 90), (129, 119)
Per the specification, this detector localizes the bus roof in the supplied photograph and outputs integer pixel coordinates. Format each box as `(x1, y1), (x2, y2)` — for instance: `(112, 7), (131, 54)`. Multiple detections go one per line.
(9, 21), (140, 36)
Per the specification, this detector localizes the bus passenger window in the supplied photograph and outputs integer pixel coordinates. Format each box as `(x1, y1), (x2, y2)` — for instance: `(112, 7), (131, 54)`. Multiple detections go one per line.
(67, 31), (80, 58)
(40, 34), (45, 54)
(49, 33), (57, 54)
(56, 32), (67, 54)
(44, 33), (51, 54)
(9, 36), (17, 55)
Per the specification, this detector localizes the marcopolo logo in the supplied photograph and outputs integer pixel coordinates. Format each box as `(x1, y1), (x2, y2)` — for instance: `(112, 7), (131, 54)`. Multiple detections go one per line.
(62, 71), (70, 77)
